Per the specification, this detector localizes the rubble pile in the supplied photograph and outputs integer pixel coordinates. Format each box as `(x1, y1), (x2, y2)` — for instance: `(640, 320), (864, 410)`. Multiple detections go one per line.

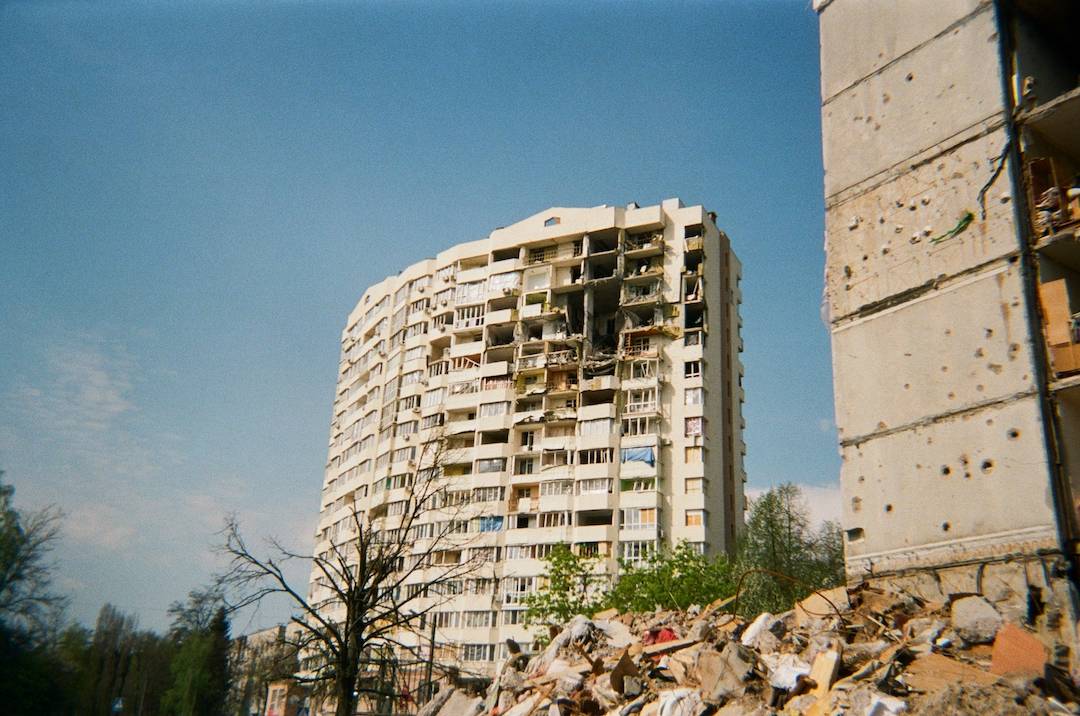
(420, 584), (1080, 715)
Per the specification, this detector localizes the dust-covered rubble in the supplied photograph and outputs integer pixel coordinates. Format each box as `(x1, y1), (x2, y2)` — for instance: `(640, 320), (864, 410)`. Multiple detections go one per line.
(423, 582), (1080, 715)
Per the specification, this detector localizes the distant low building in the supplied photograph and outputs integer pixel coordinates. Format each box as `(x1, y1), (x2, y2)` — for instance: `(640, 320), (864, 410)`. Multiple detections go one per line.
(229, 625), (302, 716)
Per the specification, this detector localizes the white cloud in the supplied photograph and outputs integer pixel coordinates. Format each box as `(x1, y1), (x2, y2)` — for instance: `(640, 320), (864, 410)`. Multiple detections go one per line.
(65, 502), (138, 551)
(746, 481), (843, 526)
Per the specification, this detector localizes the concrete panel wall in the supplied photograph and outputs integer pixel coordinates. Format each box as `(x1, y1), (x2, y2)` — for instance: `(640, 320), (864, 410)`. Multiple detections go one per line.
(822, 6), (1004, 197)
(841, 395), (1058, 575)
(819, 0), (1068, 577)
(832, 264), (1037, 441)
(819, 0), (988, 101)
(825, 129), (1018, 321)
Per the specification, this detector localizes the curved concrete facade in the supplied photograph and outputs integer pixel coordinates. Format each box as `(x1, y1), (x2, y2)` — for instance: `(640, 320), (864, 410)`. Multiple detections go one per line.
(311, 198), (745, 669)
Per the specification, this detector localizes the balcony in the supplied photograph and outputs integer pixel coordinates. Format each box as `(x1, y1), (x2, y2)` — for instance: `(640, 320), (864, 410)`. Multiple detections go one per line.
(624, 231), (664, 258)
(580, 375), (618, 392)
(546, 349), (578, 367)
(485, 308), (517, 325)
(517, 354), (546, 371)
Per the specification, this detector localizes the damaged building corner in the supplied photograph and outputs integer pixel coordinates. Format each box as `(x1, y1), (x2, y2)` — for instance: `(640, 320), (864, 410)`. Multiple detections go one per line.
(818, 0), (1080, 683)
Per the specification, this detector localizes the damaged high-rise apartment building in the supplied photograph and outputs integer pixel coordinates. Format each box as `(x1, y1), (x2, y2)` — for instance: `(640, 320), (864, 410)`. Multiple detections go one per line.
(816, 0), (1080, 631)
(314, 199), (745, 668)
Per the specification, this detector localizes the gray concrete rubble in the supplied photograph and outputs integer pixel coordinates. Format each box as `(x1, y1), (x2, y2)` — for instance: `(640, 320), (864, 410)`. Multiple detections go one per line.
(424, 583), (1080, 715)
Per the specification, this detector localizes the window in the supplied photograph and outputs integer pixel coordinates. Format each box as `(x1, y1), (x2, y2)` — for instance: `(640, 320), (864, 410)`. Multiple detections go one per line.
(408, 298), (429, 317)
(455, 304), (485, 328)
(464, 578), (497, 594)
(420, 413), (445, 430)
(394, 285), (409, 306)
(395, 420), (417, 437)
(386, 500), (408, 516)
(685, 417), (704, 437)
(482, 375), (511, 390)
(455, 281), (485, 304)
(625, 336), (651, 356)
(503, 577), (534, 605)
(401, 370), (424, 387)
(433, 611), (459, 628)
(391, 446), (416, 463)
(542, 449), (570, 468)
(473, 486), (504, 502)
(685, 387), (704, 406)
(578, 418), (614, 437)
(620, 446), (656, 466)
(627, 360), (656, 379)
(621, 416), (654, 437)
(625, 388), (657, 414)
(520, 431), (536, 449)
(577, 478), (612, 495)
(685, 478), (705, 494)
(449, 379), (479, 396)
(502, 609), (526, 625)
(543, 216), (560, 227)
(685, 446), (703, 463)
(621, 540), (656, 564)
(540, 480), (572, 496)
(578, 448), (613, 465)
(685, 509), (706, 527)
(479, 401), (510, 418)
(411, 275), (429, 293)
(488, 272), (520, 291)
(463, 611), (494, 628)
(385, 473), (413, 490)
(685, 330), (704, 347)
(539, 511), (569, 528)
(437, 264), (455, 282)
(515, 456), (536, 474)
(684, 360), (702, 378)
(398, 395), (420, 412)
(476, 458), (506, 474)
(462, 643), (495, 662)
(422, 388), (446, 408)
(404, 321), (428, 340)
(621, 507), (657, 530)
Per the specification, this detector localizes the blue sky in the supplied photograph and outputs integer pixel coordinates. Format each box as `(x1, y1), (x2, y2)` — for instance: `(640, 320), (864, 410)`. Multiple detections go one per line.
(0, 0), (838, 632)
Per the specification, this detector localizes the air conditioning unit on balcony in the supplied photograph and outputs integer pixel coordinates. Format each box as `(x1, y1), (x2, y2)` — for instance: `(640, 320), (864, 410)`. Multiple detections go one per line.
(502, 288), (513, 295)
(440, 299), (448, 306)
(412, 406), (421, 413)
(417, 286), (425, 293)
(660, 438), (672, 446)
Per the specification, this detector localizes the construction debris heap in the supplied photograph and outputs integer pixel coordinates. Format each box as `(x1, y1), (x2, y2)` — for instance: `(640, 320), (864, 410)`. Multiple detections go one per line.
(421, 584), (1077, 716)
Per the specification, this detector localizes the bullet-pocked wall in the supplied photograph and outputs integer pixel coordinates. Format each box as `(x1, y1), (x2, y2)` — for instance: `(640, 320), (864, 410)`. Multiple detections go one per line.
(815, 0), (1080, 580)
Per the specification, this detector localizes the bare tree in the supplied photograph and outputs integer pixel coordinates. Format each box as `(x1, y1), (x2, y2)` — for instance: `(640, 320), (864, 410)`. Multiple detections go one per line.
(0, 471), (66, 635)
(219, 437), (488, 716)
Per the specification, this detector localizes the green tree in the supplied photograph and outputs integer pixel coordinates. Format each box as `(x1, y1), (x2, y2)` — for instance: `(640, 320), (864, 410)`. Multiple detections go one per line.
(162, 593), (231, 716)
(0, 472), (79, 715)
(523, 544), (605, 629)
(605, 541), (735, 613)
(735, 483), (845, 616)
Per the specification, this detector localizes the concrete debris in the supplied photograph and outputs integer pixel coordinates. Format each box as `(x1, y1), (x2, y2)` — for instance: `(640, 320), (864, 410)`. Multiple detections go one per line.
(425, 583), (1074, 716)
(950, 595), (1004, 644)
(991, 622), (1049, 677)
